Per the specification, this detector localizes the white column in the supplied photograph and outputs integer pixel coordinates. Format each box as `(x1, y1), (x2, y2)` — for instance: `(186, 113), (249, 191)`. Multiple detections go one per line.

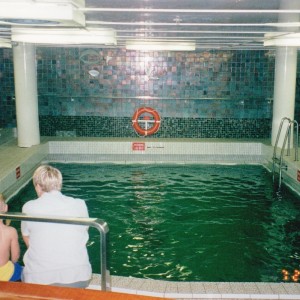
(13, 42), (40, 147)
(271, 0), (299, 147)
(271, 47), (297, 147)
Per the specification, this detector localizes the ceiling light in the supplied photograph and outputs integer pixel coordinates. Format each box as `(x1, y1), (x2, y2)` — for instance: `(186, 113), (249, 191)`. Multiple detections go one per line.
(11, 28), (117, 46)
(264, 33), (300, 46)
(126, 41), (195, 51)
(0, 0), (85, 27)
(0, 38), (11, 48)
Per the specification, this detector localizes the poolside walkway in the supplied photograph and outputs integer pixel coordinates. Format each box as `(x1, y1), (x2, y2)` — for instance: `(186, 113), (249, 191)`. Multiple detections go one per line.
(86, 274), (300, 300)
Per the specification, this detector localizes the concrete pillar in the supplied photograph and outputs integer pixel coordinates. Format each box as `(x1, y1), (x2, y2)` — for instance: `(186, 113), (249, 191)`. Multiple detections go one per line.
(271, 47), (297, 147)
(271, 0), (299, 147)
(13, 42), (40, 147)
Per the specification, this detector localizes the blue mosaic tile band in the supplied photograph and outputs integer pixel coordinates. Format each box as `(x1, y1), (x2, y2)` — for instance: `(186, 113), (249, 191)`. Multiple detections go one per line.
(40, 116), (271, 139)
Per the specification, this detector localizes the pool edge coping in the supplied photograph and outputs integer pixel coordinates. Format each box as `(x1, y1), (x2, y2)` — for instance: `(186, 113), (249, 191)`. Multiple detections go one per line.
(88, 275), (300, 299)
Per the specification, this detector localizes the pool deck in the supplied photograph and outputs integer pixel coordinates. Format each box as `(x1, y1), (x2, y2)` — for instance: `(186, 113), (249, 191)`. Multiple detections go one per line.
(89, 274), (300, 300)
(1, 137), (300, 300)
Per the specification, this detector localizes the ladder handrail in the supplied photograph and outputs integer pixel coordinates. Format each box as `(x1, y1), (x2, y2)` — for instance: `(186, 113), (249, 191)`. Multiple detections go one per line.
(290, 120), (299, 161)
(0, 212), (110, 291)
(273, 117), (291, 160)
(272, 117), (299, 189)
(279, 122), (291, 165)
(274, 119), (299, 161)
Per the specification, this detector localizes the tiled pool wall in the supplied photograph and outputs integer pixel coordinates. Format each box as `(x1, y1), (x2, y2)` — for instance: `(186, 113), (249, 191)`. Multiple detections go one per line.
(1, 47), (300, 139)
(3, 139), (300, 200)
(279, 155), (300, 195)
(46, 140), (268, 163)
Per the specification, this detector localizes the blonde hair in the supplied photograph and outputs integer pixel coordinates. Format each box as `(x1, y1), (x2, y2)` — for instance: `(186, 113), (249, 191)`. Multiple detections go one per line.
(33, 165), (62, 192)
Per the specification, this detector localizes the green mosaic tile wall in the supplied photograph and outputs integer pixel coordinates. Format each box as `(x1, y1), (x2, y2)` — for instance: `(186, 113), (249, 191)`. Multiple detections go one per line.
(0, 49), (15, 128)
(39, 116), (271, 139)
(0, 47), (299, 138)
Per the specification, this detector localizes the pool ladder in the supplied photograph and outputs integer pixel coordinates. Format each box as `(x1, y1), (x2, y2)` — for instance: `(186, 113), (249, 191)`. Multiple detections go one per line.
(272, 117), (299, 189)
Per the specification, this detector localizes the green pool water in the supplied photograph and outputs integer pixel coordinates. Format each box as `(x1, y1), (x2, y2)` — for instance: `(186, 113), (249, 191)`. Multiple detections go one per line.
(10, 163), (300, 282)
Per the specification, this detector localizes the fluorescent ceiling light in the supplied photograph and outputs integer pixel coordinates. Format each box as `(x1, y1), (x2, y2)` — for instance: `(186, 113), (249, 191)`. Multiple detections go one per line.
(82, 8), (300, 14)
(0, 0), (85, 27)
(0, 38), (11, 48)
(264, 33), (300, 46)
(126, 41), (195, 51)
(11, 28), (117, 45)
(88, 20), (300, 29)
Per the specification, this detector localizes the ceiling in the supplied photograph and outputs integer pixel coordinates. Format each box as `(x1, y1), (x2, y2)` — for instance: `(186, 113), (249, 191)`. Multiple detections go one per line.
(0, 0), (300, 50)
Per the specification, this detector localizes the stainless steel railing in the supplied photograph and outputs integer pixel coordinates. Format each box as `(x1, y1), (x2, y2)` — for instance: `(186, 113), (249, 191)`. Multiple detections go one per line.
(0, 212), (110, 291)
(272, 117), (299, 189)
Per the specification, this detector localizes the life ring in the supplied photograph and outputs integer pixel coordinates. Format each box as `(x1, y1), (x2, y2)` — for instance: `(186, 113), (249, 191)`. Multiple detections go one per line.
(132, 107), (161, 136)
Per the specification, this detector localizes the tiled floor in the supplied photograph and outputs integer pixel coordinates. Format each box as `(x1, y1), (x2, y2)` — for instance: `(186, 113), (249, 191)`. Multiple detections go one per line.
(1, 138), (300, 300)
(0, 138), (45, 179)
(87, 274), (300, 300)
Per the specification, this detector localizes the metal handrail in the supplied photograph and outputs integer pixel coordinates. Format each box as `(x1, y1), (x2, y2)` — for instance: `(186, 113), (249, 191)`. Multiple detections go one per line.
(272, 117), (290, 186)
(272, 117), (291, 162)
(0, 212), (110, 291)
(291, 120), (299, 161)
(272, 117), (299, 189)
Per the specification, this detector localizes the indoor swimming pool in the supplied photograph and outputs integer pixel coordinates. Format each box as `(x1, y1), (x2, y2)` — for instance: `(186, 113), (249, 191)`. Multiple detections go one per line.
(10, 163), (300, 283)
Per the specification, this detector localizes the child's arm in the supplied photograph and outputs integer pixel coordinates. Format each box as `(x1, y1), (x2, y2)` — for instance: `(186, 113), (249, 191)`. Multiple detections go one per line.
(10, 227), (20, 263)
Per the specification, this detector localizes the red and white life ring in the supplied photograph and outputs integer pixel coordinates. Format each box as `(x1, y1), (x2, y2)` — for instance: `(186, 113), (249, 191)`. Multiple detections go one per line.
(132, 107), (161, 136)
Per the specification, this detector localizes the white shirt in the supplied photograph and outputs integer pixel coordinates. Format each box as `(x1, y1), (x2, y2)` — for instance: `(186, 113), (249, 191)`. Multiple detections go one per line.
(21, 190), (92, 285)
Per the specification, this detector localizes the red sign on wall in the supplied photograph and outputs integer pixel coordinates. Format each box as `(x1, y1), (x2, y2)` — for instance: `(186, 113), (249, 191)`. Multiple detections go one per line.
(16, 166), (21, 179)
(132, 142), (145, 151)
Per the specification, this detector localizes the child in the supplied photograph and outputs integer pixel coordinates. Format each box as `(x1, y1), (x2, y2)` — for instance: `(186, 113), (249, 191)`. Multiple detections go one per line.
(0, 194), (22, 281)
